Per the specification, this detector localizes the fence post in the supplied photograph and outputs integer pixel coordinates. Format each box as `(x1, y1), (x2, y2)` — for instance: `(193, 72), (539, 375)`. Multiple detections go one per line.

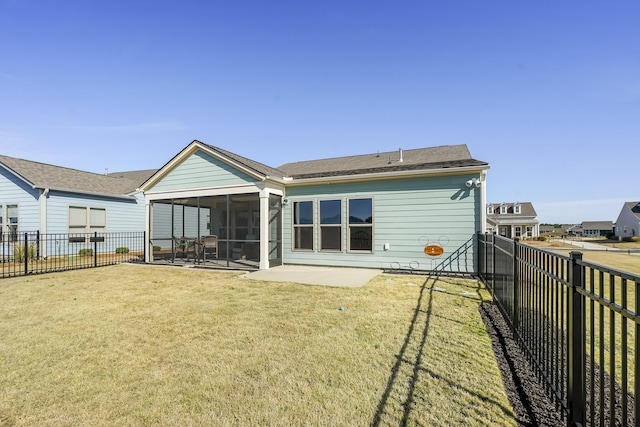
(491, 233), (496, 293)
(512, 238), (519, 338)
(567, 251), (585, 426)
(24, 232), (29, 276)
(94, 232), (98, 267)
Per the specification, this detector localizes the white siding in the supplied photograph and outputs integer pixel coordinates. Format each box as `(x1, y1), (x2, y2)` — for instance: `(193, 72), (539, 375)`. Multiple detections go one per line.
(615, 204), (640, 238)
(46, 191), (145, 234)
(0, 168), (41, 232)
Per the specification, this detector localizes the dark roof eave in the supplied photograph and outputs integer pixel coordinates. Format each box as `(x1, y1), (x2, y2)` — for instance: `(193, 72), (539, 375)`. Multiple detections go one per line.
(37, 185), (138, 200)
(286, 160), (489, 180)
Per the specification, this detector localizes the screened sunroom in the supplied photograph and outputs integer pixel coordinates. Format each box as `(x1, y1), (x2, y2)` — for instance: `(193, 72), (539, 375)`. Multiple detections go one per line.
(148, 192), (283, 270)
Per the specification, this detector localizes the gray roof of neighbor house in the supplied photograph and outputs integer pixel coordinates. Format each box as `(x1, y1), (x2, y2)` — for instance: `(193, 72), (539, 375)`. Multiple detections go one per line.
(581, 221), (614, 230)
(275, 144), (487, 179)
(0, 155), (157, 199)
(626, 201), (640, 218)
(487, 202), (537, 217)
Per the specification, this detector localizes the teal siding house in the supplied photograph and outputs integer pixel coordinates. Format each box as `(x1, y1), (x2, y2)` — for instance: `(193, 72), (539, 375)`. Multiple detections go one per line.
(141, 140), (489, 273)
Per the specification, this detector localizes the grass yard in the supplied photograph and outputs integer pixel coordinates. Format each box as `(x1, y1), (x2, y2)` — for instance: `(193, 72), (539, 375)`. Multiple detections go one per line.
(0, 264), (515, 426)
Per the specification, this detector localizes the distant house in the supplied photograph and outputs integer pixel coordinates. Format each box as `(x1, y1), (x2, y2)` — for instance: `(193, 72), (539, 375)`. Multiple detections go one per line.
(485, 202), (539, 238)
(141, 140), (490, 272)
(567, 224), (583, 236)
(580, 221), (614, 237)
(615, 201), (640, 238)
(0, 155), (155, 256)
(539, 225), (556, 234)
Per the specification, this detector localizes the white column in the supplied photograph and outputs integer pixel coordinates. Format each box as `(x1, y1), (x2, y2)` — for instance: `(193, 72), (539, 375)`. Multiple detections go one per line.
(480, 170), (487, 233)
(38, 189), (49, 257)
(145, 201), (151, 263)
(259, 189), (270, 269)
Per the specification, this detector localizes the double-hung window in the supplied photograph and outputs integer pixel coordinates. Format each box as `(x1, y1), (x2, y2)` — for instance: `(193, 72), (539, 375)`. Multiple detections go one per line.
(319, 199), (342, 251)
(69, 206), (106, 242)
(0, 204), (19, 242)
(293, 201), (314, 250)
(7, 205), (18, 242)
(348, 198), (373, 252)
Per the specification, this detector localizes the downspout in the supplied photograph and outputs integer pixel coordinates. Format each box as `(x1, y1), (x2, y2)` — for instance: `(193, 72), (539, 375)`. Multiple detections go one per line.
(39, 188), (50, 257)
(480, 170), (487, 233)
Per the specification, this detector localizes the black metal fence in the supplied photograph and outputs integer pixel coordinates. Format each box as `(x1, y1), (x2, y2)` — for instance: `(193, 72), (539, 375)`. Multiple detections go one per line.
(478, 232), (639, 426)
(0, 231), (145, 278)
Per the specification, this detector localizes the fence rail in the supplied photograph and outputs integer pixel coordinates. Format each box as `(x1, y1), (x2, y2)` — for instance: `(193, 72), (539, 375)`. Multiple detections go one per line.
(478, 232), (639, 427)
(0, 231), (145, 278)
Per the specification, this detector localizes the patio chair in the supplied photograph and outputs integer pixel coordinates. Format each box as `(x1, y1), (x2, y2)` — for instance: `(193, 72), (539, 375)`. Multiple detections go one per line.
(201, 235), (218, 262)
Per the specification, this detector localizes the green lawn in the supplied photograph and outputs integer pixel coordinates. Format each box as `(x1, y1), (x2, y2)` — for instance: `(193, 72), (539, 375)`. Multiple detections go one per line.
(0, 264), (515, 426)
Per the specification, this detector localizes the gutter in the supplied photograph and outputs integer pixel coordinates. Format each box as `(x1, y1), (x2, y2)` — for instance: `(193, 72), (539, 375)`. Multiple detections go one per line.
(284, 164), (491, 186)
(34, 186), (137, 200)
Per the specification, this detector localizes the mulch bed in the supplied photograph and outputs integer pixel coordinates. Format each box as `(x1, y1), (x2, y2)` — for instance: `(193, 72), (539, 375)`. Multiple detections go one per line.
(480, 302), (565, 426)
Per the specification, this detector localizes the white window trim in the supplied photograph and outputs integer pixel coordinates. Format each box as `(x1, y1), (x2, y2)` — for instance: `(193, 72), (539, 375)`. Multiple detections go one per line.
(292, 200), (315, 251)
(319, 198), (343, 252)
(68, 206), (107, 243)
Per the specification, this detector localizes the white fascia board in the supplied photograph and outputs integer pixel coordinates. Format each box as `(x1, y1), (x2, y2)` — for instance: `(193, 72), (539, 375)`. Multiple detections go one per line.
(144, 183), (267, 201)
(283, 164), (490, 186)
(0, 163), (36, 188)
(140, 142), (268, 191)
(46, 187), (137, 200)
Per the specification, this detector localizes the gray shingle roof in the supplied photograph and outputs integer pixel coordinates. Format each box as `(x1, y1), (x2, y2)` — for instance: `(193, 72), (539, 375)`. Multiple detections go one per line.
(581, 221), (613, 230)
(0, 155), (156, 198)
(626, 201), (640, 218)
(487, 202), (537, 217)
(200, 142), (287, 179)
(276, 145), (487, 179)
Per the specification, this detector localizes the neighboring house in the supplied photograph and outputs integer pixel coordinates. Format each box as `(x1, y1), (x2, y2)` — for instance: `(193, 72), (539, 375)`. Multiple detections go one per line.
(615, 201), (640, 238)
(539, 225), (557, 234)
(141, 140), (489, 273)
(567, 224), (583, 236)
(485, 202), (539, 238)
(0, 154), (155, 256)
(580, 221), (614, 237)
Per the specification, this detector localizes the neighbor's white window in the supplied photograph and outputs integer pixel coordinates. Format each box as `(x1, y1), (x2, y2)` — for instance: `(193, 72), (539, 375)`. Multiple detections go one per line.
(515, 226), (522, 238)
(514, 204), (521, 214)
(486, 205), (493, 214)
(319, 199), (342, 251)
(69, 206), (106, 242)
(526, 226), (533, 237)
(7, 204), (18, 242)
(0, 204), (19, 242)
(500, 204), (507, 214)
(348, 198), (373, 252)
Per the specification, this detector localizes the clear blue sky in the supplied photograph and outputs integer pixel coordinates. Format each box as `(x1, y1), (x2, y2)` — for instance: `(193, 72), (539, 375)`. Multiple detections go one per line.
(1, 1), (638, 224)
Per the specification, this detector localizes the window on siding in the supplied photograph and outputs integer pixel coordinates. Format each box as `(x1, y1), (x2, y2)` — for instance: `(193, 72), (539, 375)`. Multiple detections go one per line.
(320, 199), (342, 251)
(348, 198), (373, 252)
(69, 206), (106, 242)
(293, 201), (314, 250)
(515, 226), (522, 238)
(7, 204), (18, 242)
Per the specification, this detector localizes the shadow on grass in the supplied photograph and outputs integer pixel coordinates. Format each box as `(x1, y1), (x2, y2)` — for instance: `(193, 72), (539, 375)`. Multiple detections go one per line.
(371, 274), (512, 426)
